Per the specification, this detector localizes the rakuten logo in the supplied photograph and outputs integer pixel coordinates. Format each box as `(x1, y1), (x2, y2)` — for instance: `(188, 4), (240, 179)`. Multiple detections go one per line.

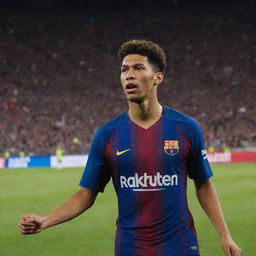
(120, 172), (178, 191)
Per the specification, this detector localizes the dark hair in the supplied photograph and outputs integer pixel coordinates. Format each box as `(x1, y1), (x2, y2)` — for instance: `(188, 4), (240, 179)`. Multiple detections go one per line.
(118, 39), (167, 73)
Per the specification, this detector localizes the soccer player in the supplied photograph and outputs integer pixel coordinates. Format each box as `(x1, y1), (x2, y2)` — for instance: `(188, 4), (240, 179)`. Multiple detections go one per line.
(55, 144), (65, 169)
(20, 40), (242, 256)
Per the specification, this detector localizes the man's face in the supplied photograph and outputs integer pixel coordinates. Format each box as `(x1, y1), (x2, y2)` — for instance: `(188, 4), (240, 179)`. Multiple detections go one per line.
(120, 54), (161, 104)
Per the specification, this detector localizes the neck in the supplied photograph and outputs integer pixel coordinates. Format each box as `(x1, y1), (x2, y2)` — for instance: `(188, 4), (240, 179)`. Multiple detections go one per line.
(128, 97), (162, 123)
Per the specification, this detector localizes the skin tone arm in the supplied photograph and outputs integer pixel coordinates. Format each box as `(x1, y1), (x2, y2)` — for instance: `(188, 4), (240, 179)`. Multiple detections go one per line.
(194, 179), (242, 256)
(20, 187), (98, 234)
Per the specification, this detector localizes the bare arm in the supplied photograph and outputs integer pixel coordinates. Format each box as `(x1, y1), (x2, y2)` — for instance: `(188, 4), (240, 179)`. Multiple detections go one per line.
(20, 186), (98, 234)
(194, 179), (242, 256)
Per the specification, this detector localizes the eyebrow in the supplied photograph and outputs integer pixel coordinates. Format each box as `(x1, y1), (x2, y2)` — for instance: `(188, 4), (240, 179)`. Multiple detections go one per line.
(121, 63), (145, 67)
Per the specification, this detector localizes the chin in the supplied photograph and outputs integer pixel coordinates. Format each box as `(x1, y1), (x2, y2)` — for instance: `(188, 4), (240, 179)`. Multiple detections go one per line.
(128, 96), (144, 104)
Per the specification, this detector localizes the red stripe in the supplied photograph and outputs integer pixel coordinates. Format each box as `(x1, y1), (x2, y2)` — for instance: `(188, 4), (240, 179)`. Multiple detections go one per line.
(136, 123), (163, 256)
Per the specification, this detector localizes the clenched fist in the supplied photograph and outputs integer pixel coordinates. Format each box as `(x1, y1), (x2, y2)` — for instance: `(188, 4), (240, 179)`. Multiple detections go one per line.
(19, 214), (45, 235)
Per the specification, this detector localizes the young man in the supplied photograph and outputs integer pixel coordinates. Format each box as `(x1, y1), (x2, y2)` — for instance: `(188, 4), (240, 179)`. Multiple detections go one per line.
(20, 40), (242, 256)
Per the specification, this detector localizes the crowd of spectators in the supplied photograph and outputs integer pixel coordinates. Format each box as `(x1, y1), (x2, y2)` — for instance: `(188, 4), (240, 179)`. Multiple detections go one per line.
(0, 2), (255, 156)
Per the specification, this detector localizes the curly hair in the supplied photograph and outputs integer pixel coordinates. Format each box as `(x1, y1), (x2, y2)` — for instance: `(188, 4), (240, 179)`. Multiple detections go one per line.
(118, 39), (167, 73)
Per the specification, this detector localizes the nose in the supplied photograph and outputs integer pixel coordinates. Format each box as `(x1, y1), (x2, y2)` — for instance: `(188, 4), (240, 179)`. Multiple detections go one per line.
(125, 68), (136, 80)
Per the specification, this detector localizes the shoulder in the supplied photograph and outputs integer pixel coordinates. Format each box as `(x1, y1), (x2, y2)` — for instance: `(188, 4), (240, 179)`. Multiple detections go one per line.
(93, 112), (128, 142)
(164, 106), (201, 131)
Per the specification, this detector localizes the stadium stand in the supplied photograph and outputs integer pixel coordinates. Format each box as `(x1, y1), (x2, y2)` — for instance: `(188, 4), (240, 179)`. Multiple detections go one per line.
(0, 2), (255, 156)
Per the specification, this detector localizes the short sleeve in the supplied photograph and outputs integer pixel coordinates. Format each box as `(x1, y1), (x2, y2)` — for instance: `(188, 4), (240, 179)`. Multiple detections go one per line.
(187, 120), (213, 180)
(79, 128), (111, 192)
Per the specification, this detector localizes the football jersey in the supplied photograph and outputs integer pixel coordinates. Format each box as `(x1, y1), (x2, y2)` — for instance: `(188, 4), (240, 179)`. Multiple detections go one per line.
(79, 106), (213, 256)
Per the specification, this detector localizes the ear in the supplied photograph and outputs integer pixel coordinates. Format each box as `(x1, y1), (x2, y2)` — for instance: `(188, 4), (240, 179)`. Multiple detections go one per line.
(153, 72), (164, 86)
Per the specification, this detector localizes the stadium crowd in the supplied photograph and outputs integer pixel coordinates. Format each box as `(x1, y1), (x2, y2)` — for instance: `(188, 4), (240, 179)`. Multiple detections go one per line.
(0, 2), (255, 156)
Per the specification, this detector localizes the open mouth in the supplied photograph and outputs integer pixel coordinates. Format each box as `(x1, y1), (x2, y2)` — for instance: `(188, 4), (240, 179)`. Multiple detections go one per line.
(125, 83), (138, 93)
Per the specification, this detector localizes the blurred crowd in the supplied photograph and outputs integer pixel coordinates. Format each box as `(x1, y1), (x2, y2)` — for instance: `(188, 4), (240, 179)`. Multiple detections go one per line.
(0, 2), (255, 156)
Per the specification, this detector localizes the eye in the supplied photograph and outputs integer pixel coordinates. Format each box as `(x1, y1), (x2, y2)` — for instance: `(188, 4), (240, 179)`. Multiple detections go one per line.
(121, 68), (128, 72)
(135, 66), (145, 70)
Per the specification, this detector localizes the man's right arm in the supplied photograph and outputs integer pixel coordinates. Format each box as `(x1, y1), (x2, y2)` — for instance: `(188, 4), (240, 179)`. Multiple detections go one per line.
(20, 187), (98, 235)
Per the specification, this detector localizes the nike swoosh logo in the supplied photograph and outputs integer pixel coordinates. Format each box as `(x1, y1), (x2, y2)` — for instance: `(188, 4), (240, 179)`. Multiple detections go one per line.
(116, 149), (131, 156)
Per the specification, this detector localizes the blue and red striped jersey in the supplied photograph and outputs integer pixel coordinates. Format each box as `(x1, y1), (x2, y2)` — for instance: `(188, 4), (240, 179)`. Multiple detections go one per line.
(79, 106), (213, 256)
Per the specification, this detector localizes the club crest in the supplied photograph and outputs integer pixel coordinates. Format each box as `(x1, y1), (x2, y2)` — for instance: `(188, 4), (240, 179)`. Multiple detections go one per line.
(164, 140), (179, 156)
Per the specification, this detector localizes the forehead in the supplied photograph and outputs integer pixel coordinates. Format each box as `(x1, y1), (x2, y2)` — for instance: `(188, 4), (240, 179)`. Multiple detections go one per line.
(122, 54), (149, 66)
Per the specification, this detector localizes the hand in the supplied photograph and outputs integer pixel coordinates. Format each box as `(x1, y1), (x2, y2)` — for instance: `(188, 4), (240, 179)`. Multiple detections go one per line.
(222, 236), (242, 256)
(19, 213), (46, 235)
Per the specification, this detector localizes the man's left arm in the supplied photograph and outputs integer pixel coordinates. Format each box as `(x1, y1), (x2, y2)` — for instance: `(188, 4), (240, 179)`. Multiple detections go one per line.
(194, 179), (242, 256)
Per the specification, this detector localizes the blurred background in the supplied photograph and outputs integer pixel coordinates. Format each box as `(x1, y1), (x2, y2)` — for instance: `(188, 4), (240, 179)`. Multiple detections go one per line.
(1, 0), (255, 157)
